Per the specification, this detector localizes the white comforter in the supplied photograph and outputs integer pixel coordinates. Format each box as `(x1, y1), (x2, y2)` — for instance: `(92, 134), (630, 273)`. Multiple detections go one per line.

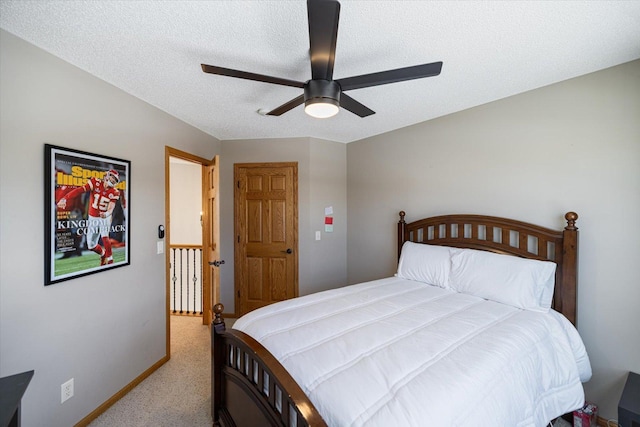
(233, 277), (591, 427)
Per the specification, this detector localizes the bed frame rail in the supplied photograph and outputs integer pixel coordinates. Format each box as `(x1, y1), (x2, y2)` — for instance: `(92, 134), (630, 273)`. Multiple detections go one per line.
(212, 304), (327, 427)
(397, 211), (579, 325)
(212, 211), (580, 426)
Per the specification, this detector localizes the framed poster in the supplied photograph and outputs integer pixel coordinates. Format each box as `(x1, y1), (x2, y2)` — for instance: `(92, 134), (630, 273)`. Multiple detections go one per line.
(45, 144), (130, 285)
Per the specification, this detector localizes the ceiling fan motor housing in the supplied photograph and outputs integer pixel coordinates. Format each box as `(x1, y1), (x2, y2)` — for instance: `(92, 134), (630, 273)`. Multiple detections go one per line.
(304, 79), (341, 106)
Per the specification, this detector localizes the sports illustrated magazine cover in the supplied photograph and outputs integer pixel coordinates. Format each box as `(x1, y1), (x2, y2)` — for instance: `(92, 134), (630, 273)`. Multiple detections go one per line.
(45, 144), (130, 285)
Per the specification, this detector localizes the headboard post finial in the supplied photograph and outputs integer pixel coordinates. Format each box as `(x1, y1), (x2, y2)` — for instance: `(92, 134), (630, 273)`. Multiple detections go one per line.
(398, 211), (407, 261)
(565, 212), (579, 230)
(212, 303), (225, 332)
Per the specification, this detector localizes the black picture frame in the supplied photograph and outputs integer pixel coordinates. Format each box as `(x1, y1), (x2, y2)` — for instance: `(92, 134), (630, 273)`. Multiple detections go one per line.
(44, 144), (130, 285)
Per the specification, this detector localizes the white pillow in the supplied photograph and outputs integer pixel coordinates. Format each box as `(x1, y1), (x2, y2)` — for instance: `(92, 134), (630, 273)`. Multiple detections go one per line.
(449, 248), (556, 312)
(396, 241), (452, 288)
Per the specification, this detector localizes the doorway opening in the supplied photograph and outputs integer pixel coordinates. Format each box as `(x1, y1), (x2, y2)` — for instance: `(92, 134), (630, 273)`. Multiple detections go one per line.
(165, 147), (220, 357)
(168, 156), (204, 317)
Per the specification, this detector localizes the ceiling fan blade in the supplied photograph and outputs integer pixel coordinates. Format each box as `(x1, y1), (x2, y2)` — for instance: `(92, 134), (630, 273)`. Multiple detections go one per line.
(201, 64), (304, 88)
(339, 93), (375, 117)
(266, 95), (305, 116)
(307, 0), (340, 81)
(336, 61), (443, 91)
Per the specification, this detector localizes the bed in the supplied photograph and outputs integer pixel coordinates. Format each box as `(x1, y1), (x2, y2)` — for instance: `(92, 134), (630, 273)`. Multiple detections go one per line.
(211, 211), (590, 427)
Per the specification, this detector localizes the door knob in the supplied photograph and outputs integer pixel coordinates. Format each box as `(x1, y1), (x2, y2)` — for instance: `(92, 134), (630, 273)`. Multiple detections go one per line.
(209, 260), (225, 267)
(281, 248), (293, 254)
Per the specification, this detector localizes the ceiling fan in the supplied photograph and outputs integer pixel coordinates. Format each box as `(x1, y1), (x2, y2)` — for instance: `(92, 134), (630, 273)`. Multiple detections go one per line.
(201, 0), (443, 119)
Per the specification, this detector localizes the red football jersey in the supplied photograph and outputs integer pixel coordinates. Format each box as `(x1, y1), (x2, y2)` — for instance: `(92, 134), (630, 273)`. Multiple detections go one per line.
(85, 177), (120, 217)
(64, 176), (120, 217)
(55, 185), (84, 212)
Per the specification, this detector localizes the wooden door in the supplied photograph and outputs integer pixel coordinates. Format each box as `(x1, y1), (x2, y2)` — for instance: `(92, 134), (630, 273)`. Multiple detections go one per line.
(203, 155), (221, 325)
(234, 163), (298, 316)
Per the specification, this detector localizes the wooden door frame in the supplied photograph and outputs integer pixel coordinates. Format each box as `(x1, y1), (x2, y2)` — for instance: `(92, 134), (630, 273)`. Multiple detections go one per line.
(164, 146), (218, 356)
(234, 162), (299, 317)
(203, 155), (220, 326)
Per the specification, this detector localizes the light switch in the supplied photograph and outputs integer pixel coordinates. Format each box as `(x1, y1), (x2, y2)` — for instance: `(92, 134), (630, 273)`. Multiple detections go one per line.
(157, 240), (164, 254)
(315, 231), (321, 241)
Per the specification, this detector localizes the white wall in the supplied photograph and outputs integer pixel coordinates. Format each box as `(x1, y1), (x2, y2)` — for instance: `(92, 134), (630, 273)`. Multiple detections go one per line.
(219, 137), (347, 314)
(0, 30), (219, 427)
(169, 159), (203, 245)
(347, 59), (640, 420)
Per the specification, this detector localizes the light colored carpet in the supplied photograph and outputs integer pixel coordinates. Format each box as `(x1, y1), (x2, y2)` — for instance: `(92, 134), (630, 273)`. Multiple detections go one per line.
(88, 315), (213, 427)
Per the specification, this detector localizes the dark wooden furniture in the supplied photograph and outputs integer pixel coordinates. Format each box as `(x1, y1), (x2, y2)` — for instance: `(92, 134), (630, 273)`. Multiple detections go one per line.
(211, 211), (580, 427)
(619, 371), (640, 427)
(0, 370), (34, 427)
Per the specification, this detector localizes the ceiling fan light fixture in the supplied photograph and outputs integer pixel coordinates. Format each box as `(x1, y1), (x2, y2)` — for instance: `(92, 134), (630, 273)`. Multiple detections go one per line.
(304, 98), (339, 118)
(303, 80), (340, 118)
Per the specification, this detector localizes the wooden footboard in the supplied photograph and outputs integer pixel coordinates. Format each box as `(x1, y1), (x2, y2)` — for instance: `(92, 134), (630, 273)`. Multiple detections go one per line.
(211, 304), (327, 427)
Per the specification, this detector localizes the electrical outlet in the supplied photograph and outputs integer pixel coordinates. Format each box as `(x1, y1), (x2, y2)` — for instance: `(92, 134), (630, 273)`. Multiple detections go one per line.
(61, 378), (74, 403)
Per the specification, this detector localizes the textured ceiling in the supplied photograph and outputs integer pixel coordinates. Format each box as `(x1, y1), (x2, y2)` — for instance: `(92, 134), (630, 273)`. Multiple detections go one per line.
(1, 1), (639, 143)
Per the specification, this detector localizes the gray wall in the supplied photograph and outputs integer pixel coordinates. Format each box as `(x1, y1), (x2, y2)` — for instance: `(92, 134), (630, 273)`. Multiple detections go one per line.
(219, 137), (347, 313)
(347, 59), (640, 419)
(0, 30), (219, 427)
(308, 138), (348, 294)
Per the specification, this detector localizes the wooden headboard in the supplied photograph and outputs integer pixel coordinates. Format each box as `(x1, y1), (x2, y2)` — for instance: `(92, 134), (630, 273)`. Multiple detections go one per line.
(397, 211), (579, 325)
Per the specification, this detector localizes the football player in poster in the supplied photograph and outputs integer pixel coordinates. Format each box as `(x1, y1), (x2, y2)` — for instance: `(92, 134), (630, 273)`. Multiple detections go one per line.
(57, 169), (121, 265)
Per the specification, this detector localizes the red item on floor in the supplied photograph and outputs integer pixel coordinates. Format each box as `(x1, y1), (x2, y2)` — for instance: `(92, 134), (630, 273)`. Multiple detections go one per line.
(573, 402), (598, 427)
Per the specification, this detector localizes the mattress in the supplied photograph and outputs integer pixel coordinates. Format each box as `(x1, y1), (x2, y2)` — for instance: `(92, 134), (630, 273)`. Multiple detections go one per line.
(233, 277), (591, 427)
